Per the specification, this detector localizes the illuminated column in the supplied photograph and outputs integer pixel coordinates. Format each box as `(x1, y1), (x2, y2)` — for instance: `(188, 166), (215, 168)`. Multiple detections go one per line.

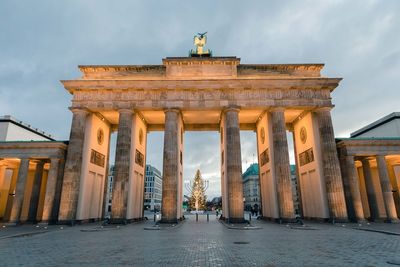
(314, 107), (348, 221)
(161, 109), (182, 223)
(361, 158), (380, 220)
(345, 156), (365, 222)
(28, 161), (45, 222)
(222, 106), (244, 223)
(270, 108), (295, 220)
(41, 158), (61, 223)
(3, 168), (19, 221)
(9, 158), (30, 224)
(58, 108), (89, 223)
(111, 109), (133, 223)
(376, 155), (399, 222)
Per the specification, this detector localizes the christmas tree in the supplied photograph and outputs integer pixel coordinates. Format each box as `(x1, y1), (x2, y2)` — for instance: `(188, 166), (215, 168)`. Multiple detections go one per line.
(187, 169), (208, 211)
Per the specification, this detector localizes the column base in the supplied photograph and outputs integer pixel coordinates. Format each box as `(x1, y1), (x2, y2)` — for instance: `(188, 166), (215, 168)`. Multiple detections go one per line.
(355, 219), (368, 224)
(3, 222), (19, 226)
(329, 217), (349, 224)
(57, 220), (79, 226)
(159, 218), (179, 224)
(385, 218), (400, 224)
(367, 217), (386, 223)
(226, 217), (246, 224)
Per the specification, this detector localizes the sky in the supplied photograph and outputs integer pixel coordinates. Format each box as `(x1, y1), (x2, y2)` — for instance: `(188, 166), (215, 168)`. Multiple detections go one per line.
(1, 0), (399, 199)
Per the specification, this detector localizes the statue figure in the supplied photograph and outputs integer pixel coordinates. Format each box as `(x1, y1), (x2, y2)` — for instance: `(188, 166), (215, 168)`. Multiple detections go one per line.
(190, 32), (212, 57)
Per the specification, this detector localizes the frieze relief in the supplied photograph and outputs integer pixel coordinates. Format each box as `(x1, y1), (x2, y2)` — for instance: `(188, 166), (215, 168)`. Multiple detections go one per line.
(73, 88), (331, 103)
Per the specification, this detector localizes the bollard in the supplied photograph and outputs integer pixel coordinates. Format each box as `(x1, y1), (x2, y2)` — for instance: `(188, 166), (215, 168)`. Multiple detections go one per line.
(207, 213), (209, 222)
(196, 213), (198, 221)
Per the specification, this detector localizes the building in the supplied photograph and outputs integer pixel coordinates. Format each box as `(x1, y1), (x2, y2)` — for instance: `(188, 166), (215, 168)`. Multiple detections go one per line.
(350, 112), (400, 138)
(242, 163), (260, 211)
(290, 165), (301, 216)
(144, 165), (162, 211)
(337, 112), (400, 222)
(104, 165), (115, 216)
(0, 116), (66, 223)
(0, 115), (54, 141)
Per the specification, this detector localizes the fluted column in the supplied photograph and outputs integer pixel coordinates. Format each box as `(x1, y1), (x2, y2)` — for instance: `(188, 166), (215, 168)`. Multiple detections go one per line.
(345, 156), (365, 222)
(9, 158), (30, 223)
(224, 107), (244, 222)
(28, 161), (45, 222)
(3, 168), (19, 221)
(58, 108), (88, 223)
(315, 107), (348, 221)
(41, 158), (61, 223)
(376, 155), (399, 222)
(111, 109), (133, 223)
(361, 158), (380, 220)
(161, 109), (180, 223)
(270, 108), (295, 220)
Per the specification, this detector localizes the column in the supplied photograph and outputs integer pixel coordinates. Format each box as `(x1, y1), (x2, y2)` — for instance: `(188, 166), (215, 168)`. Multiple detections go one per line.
(9, 158), (30, 223)
(224, 107), (244, 222)
(161, 109), (180, 223)
(361, 158), (380, 220)
(3, 168), (19, 221)
(345, 156), (365, 222)
(0, 164), (7, 218)
(28, 161), (45, 222)
(270, 108), (295, 220)
(41, 158), (60, 223)
(387, 164), (400, 217)
(376, 155), (399, 222)
(58, 108), (88, 223)
(111, 109), (133, 223)
(315, 107), (348, 221)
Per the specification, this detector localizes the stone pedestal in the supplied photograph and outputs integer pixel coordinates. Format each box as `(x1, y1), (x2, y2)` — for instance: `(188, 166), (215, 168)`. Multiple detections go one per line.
(28, 161), (44, 222)
(345, 156), (365, 222)
(9, 158), (30, 224)
(224, 107), (244, 223)
(58, 109), (88, 224)
(376, 155), (399, 223)
(161, 109), (181, 223)
(42, 158), (60, 223)
(361, 158), (380, 220)
(270, 108), (295, 221)
(111, 109), (133, 223)
(315, 108), (348, 221)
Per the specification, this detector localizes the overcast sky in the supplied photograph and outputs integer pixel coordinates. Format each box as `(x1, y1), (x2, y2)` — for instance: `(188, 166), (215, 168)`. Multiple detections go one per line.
(1, 0), (399, 199)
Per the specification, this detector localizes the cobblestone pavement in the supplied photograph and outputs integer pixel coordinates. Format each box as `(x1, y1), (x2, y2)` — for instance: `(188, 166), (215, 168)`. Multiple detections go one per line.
(0, 214), (400, 267)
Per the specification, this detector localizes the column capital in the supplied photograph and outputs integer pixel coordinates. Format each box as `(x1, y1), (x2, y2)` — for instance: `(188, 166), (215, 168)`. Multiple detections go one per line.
(313, 106), (333, 113)
(269, 107), (285, 113)
(376, 155), (387, 160)
(69, 107), (89, 115)
(222, 105), (240, 113)
(49, 158), (61, 164)
(164, 108), (181, 114)
(118, 108), (134, 115)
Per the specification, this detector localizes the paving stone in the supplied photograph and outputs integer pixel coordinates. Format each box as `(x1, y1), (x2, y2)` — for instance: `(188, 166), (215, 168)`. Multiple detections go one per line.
(0, 215), (399, 266)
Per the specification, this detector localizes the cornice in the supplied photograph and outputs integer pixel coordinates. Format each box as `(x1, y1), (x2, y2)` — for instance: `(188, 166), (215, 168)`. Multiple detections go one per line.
(238, 64), (324, 72)
(78, 65), (165, 74)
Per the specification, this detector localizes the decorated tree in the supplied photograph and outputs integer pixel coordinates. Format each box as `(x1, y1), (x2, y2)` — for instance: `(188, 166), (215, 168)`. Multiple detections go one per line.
(186, 169), (208, 211)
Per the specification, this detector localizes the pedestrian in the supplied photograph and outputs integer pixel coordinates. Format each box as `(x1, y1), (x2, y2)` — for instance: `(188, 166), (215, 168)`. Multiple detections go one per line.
(216, 209), (219, 217)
